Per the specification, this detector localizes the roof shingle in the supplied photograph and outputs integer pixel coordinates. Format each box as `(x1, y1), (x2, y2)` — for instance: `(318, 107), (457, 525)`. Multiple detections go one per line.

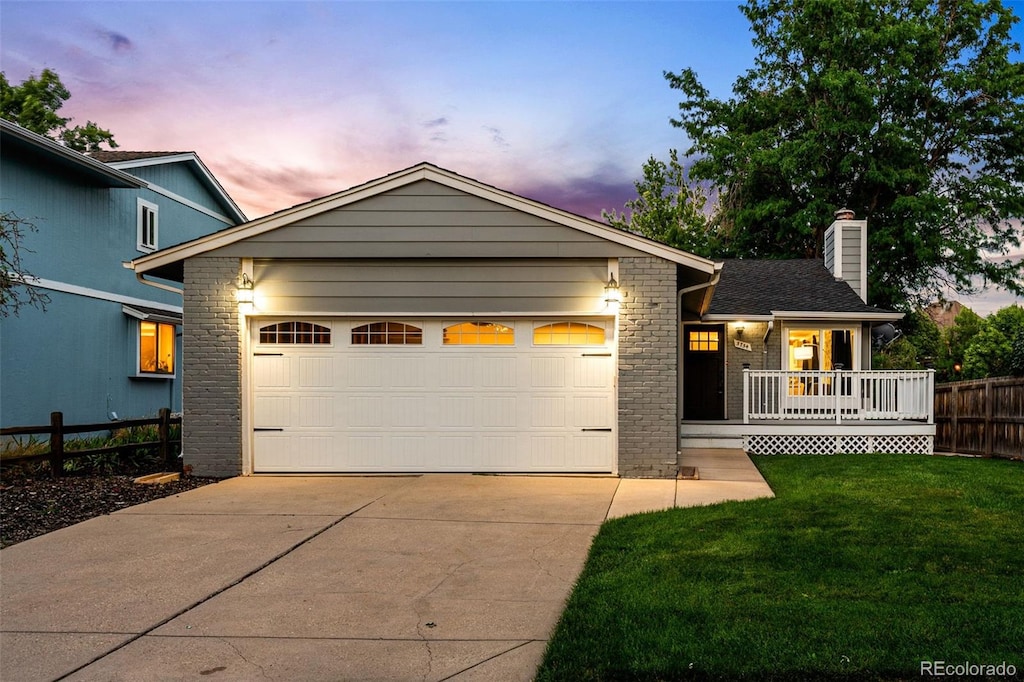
(707, 259), (894, 316)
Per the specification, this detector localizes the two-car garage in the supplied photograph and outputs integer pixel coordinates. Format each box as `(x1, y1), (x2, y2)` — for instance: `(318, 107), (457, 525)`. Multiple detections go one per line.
(251, 318), (617, 473)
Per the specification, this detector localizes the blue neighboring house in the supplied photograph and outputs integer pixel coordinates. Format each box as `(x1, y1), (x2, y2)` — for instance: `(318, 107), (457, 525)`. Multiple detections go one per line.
(0, 119), (246, 428)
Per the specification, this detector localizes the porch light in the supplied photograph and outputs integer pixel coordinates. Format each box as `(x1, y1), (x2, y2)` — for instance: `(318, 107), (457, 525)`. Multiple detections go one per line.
(236, 273), (254, 305)
(735, 323), (745, 337)
(604, 275), (622, 307)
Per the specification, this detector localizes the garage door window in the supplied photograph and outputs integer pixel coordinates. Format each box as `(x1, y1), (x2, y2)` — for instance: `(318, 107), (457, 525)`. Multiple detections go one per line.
(352, 321), (422, 345)
(533, 322), (605, 345)
(259, 322), (331, 345)
(443, 322), (514, 345)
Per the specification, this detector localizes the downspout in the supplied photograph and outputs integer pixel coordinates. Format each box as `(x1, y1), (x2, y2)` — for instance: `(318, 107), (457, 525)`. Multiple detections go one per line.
(676, 264), (723, 456)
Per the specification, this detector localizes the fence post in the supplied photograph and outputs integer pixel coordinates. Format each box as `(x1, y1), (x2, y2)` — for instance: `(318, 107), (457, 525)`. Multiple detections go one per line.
(158, 408), (174, 470)
(49, 411), (64, 478)
(984, 381), (993, 458)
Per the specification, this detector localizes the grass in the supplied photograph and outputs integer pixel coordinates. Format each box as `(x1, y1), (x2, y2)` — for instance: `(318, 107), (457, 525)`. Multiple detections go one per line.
(537, 454), (1024, 681)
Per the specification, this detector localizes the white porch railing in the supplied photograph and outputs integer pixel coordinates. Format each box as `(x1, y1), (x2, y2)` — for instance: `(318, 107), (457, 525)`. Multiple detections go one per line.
(743, 369), (935, 424)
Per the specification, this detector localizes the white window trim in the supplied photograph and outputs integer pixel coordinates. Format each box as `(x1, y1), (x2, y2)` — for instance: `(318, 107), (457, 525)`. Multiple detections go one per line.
(135, 318), (177, 379)
(782, 325), (860, 371)
(137, 198), (159, 253)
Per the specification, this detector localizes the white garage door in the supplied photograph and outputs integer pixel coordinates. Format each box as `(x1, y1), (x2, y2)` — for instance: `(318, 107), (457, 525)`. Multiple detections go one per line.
(251, 319), (616, 473)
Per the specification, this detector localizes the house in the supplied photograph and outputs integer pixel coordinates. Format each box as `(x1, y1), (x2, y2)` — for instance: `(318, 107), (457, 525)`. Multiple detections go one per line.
(0, 119), (245, 428)
(129, 163), (935, 479)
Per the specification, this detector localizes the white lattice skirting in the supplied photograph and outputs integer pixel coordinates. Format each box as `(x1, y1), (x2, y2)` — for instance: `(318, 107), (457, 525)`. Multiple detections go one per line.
(744, 434), (934, 455)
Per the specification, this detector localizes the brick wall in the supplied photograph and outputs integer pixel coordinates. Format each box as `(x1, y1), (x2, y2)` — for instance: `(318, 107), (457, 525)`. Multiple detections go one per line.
(182, 257), (242, 477)
(618, 256), (678, 477)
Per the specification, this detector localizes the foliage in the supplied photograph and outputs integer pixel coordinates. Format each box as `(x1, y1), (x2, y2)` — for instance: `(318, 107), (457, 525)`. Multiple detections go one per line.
(538, 455), (1024, 681)
(961, 323), (1013, 379)
(0, 210), (50, 317)
(872, 309), (941, 370)
(1, 68), (117, 151)
(603, 150), (717, 257)
(663, 0), (1024, 310)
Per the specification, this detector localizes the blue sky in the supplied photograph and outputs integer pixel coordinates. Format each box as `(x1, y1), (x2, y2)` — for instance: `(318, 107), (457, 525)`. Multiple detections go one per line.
(2, 0), (1021, 312)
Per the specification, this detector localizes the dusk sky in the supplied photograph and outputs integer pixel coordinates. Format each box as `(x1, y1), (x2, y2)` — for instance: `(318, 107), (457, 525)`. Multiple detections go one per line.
(2, 1), (1022, 313)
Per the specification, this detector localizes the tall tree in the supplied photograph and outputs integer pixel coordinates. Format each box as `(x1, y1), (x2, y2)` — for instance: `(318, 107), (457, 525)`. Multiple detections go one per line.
(665, 0), (1024, 309)
(1, 68), (117, 151)
(603, 150), (717, 257)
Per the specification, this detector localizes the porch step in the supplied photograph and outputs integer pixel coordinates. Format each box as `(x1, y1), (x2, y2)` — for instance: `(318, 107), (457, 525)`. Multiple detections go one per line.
(677, 466), (700, 480)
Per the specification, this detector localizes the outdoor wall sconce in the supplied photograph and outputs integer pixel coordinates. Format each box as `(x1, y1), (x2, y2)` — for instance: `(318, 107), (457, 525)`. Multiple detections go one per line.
(604, 274), (622, 308)
(236, 272), (254, 305)
(735, 323), (745, 337)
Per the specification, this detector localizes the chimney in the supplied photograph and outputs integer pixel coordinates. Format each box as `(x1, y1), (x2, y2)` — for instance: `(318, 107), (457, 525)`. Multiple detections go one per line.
(824, 209), (868, 303)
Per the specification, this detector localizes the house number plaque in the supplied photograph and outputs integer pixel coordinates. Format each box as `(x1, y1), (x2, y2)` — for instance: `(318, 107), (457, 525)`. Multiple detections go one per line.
(734, 340), (753, 352)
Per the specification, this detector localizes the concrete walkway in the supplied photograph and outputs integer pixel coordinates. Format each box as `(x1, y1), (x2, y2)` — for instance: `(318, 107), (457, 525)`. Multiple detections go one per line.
(1, 451), (771, 682)
(607, 448), (775, 518)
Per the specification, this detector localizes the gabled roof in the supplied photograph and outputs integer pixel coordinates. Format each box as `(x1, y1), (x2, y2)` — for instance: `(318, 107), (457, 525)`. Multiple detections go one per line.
(704, 259), (901, 321)
(92, 151), (247, 224)
(0, 119), (145, 189)
(130, 162), (720, 280)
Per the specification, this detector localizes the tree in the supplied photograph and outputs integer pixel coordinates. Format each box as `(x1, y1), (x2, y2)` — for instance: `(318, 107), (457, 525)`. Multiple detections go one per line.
(1, 69), (117, 151)
(664, 0), (1024, 310)
(0, 211), (50, 317)
(603, 150), (717, 257)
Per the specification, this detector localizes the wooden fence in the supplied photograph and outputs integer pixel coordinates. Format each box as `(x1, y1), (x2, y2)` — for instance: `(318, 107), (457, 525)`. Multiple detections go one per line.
(0, 408), (181, 476)
(934, 377), (1023, 459)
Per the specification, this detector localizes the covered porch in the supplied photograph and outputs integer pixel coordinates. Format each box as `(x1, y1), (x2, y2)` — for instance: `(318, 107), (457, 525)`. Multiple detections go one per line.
(680, 369), (936, 455)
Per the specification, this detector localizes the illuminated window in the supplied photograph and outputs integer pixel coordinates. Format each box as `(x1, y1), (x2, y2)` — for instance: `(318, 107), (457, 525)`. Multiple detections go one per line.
(140, 321), (175, 374)
(137, 199), (158, 252)
(688, 329), (720, 352)
(352, 322), (422, 345)
(787, 329), (855, 371)
(533, 322), (605, 346)
(443, 322), (514, 345)
(259, 321), (331, 345)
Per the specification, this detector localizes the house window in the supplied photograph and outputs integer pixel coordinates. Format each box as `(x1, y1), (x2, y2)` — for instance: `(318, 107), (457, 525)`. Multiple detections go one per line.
(140, 321), (175, 374)
(533, 322), (605, 346)
(259, 321), (331, 345)
(352, 322), (422, 345)
(688, 329), (720, 352)
(137, 199), (158, 252)
(443, 322), (514, 345)
(787, 328), (856, 371)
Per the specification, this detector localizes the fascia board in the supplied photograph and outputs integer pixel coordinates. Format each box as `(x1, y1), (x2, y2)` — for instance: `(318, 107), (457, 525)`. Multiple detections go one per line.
(1, 120), (146, 188)
(702, 314), (774, 322)
(106, 153), (247, 223)
(770, 310), (904, 321)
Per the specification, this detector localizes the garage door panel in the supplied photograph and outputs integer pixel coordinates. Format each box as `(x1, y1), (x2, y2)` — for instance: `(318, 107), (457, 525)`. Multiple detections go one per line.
(254, 356), (291, 388)
(253, 318), (615, 473)
(438, 396), (476, 427)
(348, 396), (385, 427)
(531, 357), (566, 388)
(572, 395), (611, 427)
(299, 357), (334, 387)
(480, 396), (517, 427)
(531, 396), (565, 427)
(347, 356), (385, 387)
(440, 356), (476, 387)
(299, 396), (334, 428)
(255, 395), (292, 428)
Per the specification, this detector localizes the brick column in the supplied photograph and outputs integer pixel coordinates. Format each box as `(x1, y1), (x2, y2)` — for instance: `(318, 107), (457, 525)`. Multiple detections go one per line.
(182, 257), (242, 477)
(618, 256), (678, 477)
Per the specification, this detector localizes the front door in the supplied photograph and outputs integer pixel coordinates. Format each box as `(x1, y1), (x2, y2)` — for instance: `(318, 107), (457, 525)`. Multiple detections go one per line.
(683, 324), (725, 420)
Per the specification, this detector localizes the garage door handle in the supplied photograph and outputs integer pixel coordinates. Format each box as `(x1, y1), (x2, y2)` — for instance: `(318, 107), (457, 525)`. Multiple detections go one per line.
(581, 428), (613, 432)
(255, 353), (284, 357)
(582, 353), (612, 357)
(254, 427), (284, 432)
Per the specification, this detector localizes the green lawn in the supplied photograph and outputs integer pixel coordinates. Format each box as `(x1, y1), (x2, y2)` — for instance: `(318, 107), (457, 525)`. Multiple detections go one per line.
(537, 454), (1024, 681)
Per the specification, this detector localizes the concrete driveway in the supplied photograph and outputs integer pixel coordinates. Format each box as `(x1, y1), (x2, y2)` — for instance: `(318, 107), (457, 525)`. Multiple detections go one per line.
(1, 475), (620, 681)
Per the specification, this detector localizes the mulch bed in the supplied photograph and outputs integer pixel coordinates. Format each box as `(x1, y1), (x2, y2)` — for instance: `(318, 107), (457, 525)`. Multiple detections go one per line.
(1, 472), (217, 548)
